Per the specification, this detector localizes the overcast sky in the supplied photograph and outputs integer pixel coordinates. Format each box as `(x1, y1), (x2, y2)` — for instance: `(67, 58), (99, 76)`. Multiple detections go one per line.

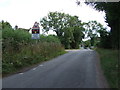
(0, 0), (109, 32)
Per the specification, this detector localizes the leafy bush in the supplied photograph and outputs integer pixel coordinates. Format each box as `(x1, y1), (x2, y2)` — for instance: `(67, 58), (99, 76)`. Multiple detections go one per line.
(2, 28), (66, 75)
(40, 34), (61, 43)
(0, 30), (1, 38)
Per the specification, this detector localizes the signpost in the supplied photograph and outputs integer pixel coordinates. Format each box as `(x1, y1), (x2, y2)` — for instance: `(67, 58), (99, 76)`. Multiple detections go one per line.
(31, 22), (40, 39)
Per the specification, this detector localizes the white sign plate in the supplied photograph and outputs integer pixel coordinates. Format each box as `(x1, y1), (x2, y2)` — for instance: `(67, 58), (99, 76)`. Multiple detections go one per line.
(32, 34), (40, 39)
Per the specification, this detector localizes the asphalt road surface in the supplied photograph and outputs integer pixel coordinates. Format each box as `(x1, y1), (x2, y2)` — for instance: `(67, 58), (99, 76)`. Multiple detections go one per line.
(2, 49), (108, 88)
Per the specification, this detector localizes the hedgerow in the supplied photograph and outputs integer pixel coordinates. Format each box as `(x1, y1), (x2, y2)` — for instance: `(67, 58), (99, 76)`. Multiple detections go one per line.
(2, 28), (65, 75)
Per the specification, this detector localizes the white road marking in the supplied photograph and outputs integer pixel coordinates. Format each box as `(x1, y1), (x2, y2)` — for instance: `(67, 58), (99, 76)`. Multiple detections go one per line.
(32, 68), (37, 70)
(19, 73), (24, 75)
(39, 64), (43, 67)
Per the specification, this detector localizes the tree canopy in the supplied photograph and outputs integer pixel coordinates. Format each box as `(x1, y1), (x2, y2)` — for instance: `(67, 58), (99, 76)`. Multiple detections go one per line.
(83, 21), (106, 47)
(84, 2), (120, 49)
(40, 12), (84, 49)
(1, 20), (12, 29)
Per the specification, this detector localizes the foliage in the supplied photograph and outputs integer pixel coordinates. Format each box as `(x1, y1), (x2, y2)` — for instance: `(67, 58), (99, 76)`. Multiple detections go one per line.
(40, 34), (61, 43)
(0, 30), (1, 40)
(83, 21), (106, 47)
(2, 22), (66, 75)
(1, 20), (12, 29)
(3, 42), (65, 74)
(71, 26), (83, 49)
(0, 22), (2, 30)
(40, 12), (67, 37)
(97, 28), (112, 49)
(0, 29), (1, 73)
(62, 27), (74, 49)
(84, 2), (120, 49)
(83, 40), (91, 48)
(40, 12), (84, 49)
(96, 48), (119, 88)
(2, 28), (32, 52)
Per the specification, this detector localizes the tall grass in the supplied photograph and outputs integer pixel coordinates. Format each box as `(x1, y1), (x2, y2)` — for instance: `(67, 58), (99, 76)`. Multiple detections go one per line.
(96, 48), (119, 88)
(2, 28), (66, 75)
(0, 30), (2, 74)
(0, 30), (1, 39)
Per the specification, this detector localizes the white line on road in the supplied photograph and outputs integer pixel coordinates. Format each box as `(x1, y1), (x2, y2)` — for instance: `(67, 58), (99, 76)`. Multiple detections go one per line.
(39, 64), (43, 67)
(19, 73), (24, 75)
(32, 68), (37, 70)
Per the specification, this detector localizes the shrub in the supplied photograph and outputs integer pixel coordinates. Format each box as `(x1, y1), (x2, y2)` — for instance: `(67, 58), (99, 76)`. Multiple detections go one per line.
(2, 28), (66, 75)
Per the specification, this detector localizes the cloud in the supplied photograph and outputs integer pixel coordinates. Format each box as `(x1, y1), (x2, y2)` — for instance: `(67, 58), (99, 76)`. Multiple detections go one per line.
(0, 0), (108, 30)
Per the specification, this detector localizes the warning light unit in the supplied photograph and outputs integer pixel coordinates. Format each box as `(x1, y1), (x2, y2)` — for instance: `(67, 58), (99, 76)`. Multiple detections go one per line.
(31, 22), (40, 39)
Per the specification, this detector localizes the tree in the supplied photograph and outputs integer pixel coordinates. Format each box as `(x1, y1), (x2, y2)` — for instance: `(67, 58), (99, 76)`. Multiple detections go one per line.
(71, 26), (83, 48)
(82, 2), (120, 49)
(0, 22), (2, 30)
(40, 12), (68, 37)
(2, 20), (12, 29)
(83, 21), (104, 47)
(65, 15), (84, 49)
(62, 27), (74, 49)
(40, 12), (84, 49)
(97, 28), (111, 48)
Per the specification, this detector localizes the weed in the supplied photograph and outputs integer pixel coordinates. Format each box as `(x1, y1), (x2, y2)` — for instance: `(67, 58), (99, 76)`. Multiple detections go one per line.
(2, 28), (66, 76)
(96, 48), (118, 88)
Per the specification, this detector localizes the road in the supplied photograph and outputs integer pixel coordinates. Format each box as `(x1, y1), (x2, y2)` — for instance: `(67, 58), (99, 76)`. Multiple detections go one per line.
(2, 49), (108, 88)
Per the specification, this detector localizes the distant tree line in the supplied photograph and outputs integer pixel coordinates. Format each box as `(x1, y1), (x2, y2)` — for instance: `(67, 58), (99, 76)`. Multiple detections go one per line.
(83, 2), (120, 49)
(1, 21), (65, 74)
(40, 12), (85, 49)
(40, 11), (109, 49)
(1, 9), (111, 49)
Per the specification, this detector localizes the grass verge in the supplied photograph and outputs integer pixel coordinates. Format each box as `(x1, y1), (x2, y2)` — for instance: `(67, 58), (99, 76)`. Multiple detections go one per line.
(96, 48), (119, 88)
(2, 42), (67, 77)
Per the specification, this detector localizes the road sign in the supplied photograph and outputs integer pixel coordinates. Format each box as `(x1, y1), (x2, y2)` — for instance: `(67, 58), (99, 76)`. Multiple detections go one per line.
(32, 22), (40, 34)
(32, 28), (39, 34)
(31, 22), (40, 39)
(32, 34), (40, 39)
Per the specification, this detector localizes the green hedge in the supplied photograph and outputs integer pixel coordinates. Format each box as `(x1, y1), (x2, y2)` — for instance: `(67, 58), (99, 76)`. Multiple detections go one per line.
(2, 28), (66, 75)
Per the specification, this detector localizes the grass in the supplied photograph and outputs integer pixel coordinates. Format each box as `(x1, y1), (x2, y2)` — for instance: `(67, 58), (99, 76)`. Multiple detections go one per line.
(2, 28), (67, 76)
(2, 42), (66, 76)
(96, 48), (119, 88)
(0, 30), (1, 39)
(0, 30), (2, 75)
(0, 50), (1, 74)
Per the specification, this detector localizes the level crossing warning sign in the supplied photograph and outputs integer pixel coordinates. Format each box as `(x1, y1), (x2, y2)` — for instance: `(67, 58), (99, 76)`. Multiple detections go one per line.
(31, 22), (40, 39)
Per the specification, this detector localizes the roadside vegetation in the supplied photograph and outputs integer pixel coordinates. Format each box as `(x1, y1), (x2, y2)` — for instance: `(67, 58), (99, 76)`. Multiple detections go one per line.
(0, 29), (2, 75)
(83, 2), (119, 88)
(1, 2), (119, 87)
(2, 21), (66, 76)
(40, 12), (107, 49)
(96, 48), (119, 88)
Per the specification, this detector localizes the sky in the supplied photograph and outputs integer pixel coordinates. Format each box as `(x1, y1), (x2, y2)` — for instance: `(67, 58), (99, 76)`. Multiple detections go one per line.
(0, 0), (110, 34)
